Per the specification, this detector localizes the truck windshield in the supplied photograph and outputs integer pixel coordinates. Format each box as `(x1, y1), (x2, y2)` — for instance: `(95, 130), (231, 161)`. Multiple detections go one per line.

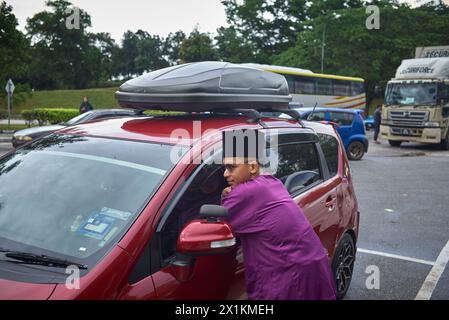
(385, 83), (437, 106)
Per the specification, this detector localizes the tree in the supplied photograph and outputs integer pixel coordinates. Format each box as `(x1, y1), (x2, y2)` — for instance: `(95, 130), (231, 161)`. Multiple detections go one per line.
(163, 31), (186, 65)
(215, 26), (255, 63)
(89, 32), (119, 84)
(179, 28), (218, 63)
(0, 1), (31, 108)
(273, 3), (449, 106)
(134, 30), (168, 74)
(221, 0), (364, 62)
(26, 0), (95, 89)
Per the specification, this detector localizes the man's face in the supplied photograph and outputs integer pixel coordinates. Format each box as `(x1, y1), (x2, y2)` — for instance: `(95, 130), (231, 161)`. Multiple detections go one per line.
(223, 157), (256, 187)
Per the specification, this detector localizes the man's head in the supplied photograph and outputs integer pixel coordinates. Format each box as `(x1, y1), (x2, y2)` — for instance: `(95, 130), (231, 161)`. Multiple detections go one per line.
(83, 96), (89, 102)
(223, 157), (260, 187)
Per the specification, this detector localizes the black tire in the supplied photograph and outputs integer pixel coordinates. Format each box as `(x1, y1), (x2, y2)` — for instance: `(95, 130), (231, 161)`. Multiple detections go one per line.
(440, 130), (449, 150)
(331, 233), (355, 299)
(347, 141), (365, 160)
(388, 140), (402, 147)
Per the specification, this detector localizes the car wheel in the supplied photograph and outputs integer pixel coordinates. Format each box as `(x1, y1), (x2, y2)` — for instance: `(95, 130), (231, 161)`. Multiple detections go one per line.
(388, 140), (402, 147)
(331, 233), (355, 299)
(440, 130), (449, 150)
(347, 141), (365, 160)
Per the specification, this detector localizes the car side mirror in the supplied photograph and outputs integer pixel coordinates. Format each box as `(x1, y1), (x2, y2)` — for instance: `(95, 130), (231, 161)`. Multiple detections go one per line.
(200, 204), (228, 221)
(177, 219), (236, 255)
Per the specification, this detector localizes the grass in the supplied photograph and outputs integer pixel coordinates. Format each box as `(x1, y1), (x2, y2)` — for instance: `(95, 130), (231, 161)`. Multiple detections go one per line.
(0, 124), (37, 132)
(0, 87), (120, 116)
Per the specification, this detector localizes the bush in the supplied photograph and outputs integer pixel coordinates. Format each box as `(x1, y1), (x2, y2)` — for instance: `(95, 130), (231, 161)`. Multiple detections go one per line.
(21, 108), (79, 125)
(0, 109), (8, 120)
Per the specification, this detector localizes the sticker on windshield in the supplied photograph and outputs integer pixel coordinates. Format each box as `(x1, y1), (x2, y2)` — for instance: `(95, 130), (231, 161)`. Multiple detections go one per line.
(100, 207), (132, 221)
(401, 97), (415, 104)
(77, 212), (116, 240)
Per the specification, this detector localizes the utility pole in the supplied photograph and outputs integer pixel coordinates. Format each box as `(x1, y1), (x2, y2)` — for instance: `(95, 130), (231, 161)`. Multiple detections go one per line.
(321, 23), (326, 74)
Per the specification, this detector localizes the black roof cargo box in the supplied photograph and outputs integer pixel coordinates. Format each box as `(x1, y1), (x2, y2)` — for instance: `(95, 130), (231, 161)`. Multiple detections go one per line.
(115, 61), (292, 112)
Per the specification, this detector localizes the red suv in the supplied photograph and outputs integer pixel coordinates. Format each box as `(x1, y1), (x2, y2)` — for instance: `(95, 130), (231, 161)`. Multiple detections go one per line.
(0, 113), (359, 299)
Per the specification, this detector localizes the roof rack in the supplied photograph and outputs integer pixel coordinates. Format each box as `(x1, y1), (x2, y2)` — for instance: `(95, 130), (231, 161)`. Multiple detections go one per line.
(212, 108), (268, 128)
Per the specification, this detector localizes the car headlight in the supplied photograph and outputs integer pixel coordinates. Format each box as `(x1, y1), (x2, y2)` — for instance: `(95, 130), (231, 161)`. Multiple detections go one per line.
(15, 136), (33, 141)
(423, 122), (439, 127)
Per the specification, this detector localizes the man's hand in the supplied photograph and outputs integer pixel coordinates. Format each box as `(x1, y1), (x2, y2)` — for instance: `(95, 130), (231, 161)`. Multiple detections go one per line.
(221, 187), (232, 198)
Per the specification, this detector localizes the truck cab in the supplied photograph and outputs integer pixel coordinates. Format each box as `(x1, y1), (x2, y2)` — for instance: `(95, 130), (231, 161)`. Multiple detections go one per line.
(381, 57), (449, 149)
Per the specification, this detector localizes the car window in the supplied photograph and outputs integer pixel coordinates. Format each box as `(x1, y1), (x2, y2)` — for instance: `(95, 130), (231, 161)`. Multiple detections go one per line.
(318, 134), (339, 177)
(160, 163), (227, 260)
(305, 111), (326, 121)
(267, 141), (322, 195)
(66, 111), (94, 125)
(330, 112), (354, 126)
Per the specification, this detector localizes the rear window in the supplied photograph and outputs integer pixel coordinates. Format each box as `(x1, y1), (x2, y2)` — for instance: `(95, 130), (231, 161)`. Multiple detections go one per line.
(330, 112), (354, 126)
(318, 134), (339, 177)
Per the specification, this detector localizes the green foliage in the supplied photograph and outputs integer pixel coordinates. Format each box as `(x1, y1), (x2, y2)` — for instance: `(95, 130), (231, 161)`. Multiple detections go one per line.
(179, 28), (218, 63)
(215, 26), (255, 63)
(273, 3), (449, 103)
(23, 108), (79, 125)
(0, 109), (8, 119)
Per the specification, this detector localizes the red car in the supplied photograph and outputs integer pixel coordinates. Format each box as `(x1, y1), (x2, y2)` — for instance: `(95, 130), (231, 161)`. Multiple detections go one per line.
(0, 113), (359, 300)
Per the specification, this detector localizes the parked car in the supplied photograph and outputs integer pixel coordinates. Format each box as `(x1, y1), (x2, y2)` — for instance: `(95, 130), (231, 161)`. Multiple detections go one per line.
(0, 62), (359, 300)
(11, 109), (143, 148)
(364, 115), (375, 130)
(288, 107), (369, 160)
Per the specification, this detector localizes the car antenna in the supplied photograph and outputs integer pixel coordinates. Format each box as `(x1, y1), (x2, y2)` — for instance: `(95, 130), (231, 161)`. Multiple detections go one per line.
(306, 102), (319, 121)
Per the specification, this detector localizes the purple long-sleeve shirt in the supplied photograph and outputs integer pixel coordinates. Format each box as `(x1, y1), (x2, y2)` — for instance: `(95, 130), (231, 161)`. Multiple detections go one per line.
(222, 174), (336, 300)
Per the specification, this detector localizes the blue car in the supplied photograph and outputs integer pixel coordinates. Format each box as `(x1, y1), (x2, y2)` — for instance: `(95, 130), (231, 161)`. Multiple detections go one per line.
(291, 107), (369, 160)
(364, 115), (375, 130)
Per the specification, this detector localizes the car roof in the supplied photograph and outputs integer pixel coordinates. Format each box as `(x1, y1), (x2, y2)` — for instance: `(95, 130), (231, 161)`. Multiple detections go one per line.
(294, 107), (363, 114)
(56, 114), (338, 146)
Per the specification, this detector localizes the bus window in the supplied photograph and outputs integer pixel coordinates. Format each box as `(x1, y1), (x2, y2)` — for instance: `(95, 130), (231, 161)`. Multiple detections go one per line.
(351, 82), (364, 96)
(316, 78), (333, 95)
(295, 76), (315, 94)
(284, 74), (295, 94)
(333, 80), (351, 96)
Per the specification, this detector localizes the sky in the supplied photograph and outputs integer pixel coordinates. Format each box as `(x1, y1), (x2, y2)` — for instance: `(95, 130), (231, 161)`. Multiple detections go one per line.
(6, 0), (229, 43)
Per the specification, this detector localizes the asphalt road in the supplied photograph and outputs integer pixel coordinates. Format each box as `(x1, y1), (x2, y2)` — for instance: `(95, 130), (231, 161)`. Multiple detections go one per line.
(1, 132), (448, 300)
(345, 131), (449, 300)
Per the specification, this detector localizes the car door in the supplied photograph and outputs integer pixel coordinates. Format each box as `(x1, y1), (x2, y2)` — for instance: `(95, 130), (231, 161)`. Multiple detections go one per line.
(268, 130), (341, 257)
(150, 163), (240, 299)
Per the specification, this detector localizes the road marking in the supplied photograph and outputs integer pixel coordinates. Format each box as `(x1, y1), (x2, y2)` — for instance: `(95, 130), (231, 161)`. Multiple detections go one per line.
(358, 248), (436, 266)
(415, 240), (449, 300)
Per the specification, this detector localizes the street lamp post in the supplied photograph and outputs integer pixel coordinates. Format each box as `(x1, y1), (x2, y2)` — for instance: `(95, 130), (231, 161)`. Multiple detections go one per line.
(321, 23), (326, 74)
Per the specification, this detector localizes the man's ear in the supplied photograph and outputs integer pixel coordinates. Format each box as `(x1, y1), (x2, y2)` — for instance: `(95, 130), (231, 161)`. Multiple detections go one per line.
(249, 161), (260, 175)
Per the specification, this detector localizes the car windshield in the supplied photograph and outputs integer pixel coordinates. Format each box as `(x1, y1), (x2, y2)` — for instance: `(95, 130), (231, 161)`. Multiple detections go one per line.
(66, 111), (94, 125)
(0, 134), (185, 273)
(385, 83), (438, 106)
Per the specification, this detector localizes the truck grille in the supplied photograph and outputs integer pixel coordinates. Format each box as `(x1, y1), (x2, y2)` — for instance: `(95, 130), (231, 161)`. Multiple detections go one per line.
(389, 110), (428, 127)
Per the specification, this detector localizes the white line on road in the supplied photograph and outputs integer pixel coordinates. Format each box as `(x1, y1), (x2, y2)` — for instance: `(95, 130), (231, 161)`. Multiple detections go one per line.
(358, 248), (436, 266)
(415, 240), (449, 300)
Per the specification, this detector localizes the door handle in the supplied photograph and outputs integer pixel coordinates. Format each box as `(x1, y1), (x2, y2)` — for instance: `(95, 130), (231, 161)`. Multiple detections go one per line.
(325, 196), (336, 211)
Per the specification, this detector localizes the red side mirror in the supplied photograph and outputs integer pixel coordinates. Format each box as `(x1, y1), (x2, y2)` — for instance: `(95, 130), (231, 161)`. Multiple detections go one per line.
(177, 220), (236, 255)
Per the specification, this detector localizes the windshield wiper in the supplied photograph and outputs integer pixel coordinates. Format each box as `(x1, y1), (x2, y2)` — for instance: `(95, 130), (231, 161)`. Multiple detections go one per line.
(0, 249), (88, 270)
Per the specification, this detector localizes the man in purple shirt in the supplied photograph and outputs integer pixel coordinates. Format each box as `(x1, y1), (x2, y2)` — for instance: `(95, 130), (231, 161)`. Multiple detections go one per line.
(221, 156), (336, 300)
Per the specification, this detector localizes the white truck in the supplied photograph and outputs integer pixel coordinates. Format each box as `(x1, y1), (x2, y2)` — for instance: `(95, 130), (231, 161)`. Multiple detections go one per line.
(381, 49), (449, 150)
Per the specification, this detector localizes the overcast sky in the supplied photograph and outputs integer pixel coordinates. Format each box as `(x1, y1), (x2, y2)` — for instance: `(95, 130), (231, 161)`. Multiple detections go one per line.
(7, 0), (229, 43)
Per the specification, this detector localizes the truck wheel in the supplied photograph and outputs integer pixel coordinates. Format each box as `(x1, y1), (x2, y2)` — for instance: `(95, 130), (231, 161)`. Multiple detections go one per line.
(388, 140), (402, 147)
(348, 141), (365, 160)
(331, 233), (355, 299)
(440, 131), (449, 150)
